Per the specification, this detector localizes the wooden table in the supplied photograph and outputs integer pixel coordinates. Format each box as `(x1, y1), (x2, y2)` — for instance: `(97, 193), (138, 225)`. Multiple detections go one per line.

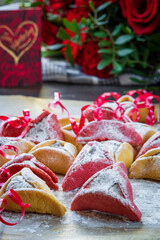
(0, 82), (160, 101)
(0, 84), (160, 240)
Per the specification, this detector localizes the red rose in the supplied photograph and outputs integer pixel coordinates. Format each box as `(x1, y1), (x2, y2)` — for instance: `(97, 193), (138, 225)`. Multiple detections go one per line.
(41, 19), (60, 45)
(49, 0), (74, 12)
(119, 0), (160, 34)
(76, 41), (113, 79)
(67, 7), (89, 23)
(62, 30), (86, 61)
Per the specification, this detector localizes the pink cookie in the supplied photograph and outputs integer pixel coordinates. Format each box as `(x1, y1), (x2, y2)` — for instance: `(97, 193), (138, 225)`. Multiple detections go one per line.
(1, 153), (58, 190)
(76, 120), (143, 148)
(136, 131), (160, 158)
(24, 110), (64, 143)
(71, 162), (142, 222)
(62, 141), (114, 191)
(84, 106), (131, 123)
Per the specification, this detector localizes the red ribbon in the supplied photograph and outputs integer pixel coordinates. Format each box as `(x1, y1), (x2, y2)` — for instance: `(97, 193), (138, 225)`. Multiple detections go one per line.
(94, 92), (121, 106)
(0, 145), (18, 160)
(0, 168), (12, 187)
(126, 89), (160, 125)
(49, 92), (90, 135)
(93, 92), (124, 121)
(0, 189), (30, 226)
(0, 110), (31, 139)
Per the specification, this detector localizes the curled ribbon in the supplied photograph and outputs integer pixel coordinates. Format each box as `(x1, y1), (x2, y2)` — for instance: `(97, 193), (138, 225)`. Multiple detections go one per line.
(126, 89), (160, 125)
(49, 92), (90, 135)
(0, 168), (12, 187)
(0, 109), (31, 139)
(93, 92), (124, 121)
(0, 145), (18, 187)
(0, 145), (18, 160)
(0, 189), (30, 226)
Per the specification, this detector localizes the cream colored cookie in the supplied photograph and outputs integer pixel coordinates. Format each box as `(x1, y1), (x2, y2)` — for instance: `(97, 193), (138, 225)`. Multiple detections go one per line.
(58, 117), (79, 128)
(30, 139), (77, 174)
(61, 124), (83, 153)
(102, 140), (137, 169)
(126, 122), (157, 143)
(117, 95), (158, 123)
(0, 168), (66, 216)
(0, 138), (35, 166)
(117, 95), (134, 103)
(125, 106), (158, 123)
(129, 147), (160, 180)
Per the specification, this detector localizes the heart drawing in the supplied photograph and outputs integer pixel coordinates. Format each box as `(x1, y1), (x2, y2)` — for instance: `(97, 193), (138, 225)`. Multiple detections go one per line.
(0, 21), (39, 65)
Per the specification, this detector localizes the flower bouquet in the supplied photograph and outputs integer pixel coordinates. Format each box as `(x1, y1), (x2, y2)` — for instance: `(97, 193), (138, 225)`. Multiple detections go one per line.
(8, 0), (160, 84)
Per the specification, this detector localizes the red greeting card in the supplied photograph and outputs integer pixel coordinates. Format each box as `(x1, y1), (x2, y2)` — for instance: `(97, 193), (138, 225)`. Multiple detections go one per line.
(0, 4), (42, 87)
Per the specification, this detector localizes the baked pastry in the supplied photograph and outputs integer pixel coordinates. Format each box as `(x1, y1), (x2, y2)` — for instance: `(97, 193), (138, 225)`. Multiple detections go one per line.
(136, 131), (160, 159)
(30, 139), (77, 174)
(0, 168), (66, 216)
(76, 120), (143, 149)
(61, 124), (83, 153)
(129, 147), (160, 180)
(62, 141), (114, 191)
(24, 110), (64, 144)
(117, 95), (158, 123)
(126, 122), (157, 144)
(102, 140), (137, 169)
(83, 104), (131, 123)
(0, 137), (35, 167)
(58, 117), (79, 128)
(71, 162), (142, 222)
(1, 153), (58, 190)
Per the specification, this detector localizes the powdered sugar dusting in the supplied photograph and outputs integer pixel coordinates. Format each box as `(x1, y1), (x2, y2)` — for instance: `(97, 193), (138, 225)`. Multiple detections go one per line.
(1, 175), (160, 239)
(86, 168), (124, 199)
(5, 175), (34, 192)
(73, 142), (113, 167)
(25, 118), (49, 143)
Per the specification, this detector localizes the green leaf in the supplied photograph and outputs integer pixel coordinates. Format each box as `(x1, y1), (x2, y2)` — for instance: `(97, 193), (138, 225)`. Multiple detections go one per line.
(94, 31), (108, 38)
(113, 60), (123, 72)
(31, 2), (43, 7)
(117, 48), (133, 57)
(97, 20), (109, 26)
(136, 36), (146, 42)
(112, 24), (121, 37)
(98, 49), (113, 54)
(47, 44), (63, 51)
(98, 40), (112, 47)
(42, 50), (63, 58)
(96, 2), (111, 12)
(115, 35), (134, 45)
(65, 44), (74, 66)
(47, 14), (60, 22)
(4, 0), (13, 4)
(97, 57), (112, 70)
(63, 19), (79, 35)
(89, 1), (95, 11)
(130, 77), (146, 84)
(57, 27), (70, 40)
(97, 14), (107, 21)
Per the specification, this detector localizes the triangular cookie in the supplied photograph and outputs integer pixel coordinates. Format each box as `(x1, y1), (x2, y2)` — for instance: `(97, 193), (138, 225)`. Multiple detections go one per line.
(62, 141), (114, 191)
(71, 162), (142, 222)
(30, 139), (77, 174)
(0, 168), (66, 216)
(24, 110), (64, 143)
(76, 120), (143, 149)
(129, 147), (160, 180)
(1, 153), (58, 190)
(136, 131), (160, 158)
